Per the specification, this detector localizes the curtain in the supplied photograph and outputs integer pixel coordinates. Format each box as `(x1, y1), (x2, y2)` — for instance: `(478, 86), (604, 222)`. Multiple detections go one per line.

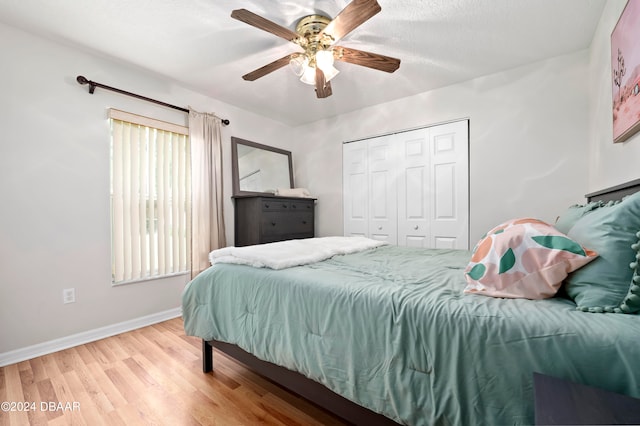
(189, 109), (227, 278)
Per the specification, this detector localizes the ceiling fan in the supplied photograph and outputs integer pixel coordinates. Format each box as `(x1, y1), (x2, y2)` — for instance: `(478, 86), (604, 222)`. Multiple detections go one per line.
(231, 0), (401, 99)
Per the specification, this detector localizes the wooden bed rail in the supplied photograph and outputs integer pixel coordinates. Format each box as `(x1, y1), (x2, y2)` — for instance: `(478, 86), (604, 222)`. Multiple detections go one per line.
(203, 339), (400, 425)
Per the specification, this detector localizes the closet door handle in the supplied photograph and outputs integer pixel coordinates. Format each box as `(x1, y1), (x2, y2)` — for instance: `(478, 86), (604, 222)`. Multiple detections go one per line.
(414, 225), (419, 230)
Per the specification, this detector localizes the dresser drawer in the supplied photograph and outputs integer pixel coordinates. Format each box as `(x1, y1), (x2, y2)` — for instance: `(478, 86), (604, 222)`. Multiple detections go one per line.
(290, 200), (314, 212)
(260, 212), (314, 238)
(289, 213), (314, 234)
(260, 212), (290, 237)
(262, 199), (290, 212)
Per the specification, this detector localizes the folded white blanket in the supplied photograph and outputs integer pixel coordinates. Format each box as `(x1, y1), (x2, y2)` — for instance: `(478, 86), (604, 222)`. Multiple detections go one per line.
(209, 236), (386, 270)
(275, 187), (312, 198)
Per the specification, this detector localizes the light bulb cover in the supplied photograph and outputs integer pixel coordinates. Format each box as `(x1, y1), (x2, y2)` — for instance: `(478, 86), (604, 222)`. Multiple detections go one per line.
(323, 65), (339, 82)
(300, 64), (317, 85)
(289, 55), (308, 77)
(315, 49), (335, 71)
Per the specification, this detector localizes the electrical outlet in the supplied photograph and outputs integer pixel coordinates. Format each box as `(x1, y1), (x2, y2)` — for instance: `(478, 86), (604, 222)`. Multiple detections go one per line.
(63, 288), (76, 304)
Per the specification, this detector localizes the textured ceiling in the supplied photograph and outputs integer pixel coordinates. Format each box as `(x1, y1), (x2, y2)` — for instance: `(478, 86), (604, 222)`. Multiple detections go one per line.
(0, 0), (606, 126)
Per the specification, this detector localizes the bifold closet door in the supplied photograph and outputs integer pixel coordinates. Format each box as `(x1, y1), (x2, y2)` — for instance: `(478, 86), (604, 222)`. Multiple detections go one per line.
(343, 119), (469, 249)
(343, 140), (368, 238)
(396, 128), (430, 247)
(367, 135), (397, 244)
(397, 121), (469, 249)
(428, 120), (469, 249)
(343, 136), (398, 244)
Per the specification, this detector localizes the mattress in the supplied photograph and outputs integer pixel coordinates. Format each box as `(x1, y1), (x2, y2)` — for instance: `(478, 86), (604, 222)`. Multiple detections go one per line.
(182, 244), (640, 425)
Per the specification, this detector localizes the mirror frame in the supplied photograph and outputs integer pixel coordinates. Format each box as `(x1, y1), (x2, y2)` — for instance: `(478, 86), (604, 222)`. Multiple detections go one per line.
(231, 136), (294, 197)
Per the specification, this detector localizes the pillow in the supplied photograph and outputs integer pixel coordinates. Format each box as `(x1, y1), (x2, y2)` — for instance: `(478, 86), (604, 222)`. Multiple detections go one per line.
(554, 201), (604, 234)
(464, 218), (598, 299)
(563, 191), (640, 313)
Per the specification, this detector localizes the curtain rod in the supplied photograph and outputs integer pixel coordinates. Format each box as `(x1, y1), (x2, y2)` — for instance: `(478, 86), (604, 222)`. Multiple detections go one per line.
(76, 75), (230, 126)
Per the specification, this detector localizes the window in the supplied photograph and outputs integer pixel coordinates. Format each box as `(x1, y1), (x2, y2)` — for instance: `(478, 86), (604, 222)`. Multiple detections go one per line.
(109, 109), (190, 284)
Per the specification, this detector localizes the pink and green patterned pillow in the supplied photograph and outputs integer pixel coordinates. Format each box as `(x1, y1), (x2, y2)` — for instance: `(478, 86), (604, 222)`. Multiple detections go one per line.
(464, 218), (598, 299)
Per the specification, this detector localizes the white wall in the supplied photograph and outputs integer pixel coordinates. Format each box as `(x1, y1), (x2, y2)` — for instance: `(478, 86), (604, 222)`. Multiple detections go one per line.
(0, 23), (293, 355)
(295, 50), (590, 244)
(588, 0), (640, 190)
(1, 8), (610, 357)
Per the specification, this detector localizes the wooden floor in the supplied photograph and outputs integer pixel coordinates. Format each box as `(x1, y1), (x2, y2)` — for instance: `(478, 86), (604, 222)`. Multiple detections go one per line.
(0, 318), (347, 425)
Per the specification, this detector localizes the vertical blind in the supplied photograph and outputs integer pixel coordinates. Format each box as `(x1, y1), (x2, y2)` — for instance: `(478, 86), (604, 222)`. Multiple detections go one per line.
(109, 109), (191, 284)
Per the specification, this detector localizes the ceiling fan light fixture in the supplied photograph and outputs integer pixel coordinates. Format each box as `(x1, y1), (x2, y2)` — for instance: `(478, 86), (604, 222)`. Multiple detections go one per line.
(315, 49), (334, 70)
(316, 49), (340, 82)
(296, 49), (339, 85)
(299, 64), (317, 85)
(289, 55), (308, 77)
(322, 65), (340, 82)
(298, 60), (339, 85)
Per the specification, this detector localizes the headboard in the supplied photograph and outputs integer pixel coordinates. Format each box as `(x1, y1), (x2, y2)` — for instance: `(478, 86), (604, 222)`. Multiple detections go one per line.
(585, 178), (640, 203)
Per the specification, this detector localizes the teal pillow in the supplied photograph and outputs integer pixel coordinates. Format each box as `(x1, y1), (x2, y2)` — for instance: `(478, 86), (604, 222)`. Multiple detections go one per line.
(554, 201), (604, 234)
(563, 191), (640, 313)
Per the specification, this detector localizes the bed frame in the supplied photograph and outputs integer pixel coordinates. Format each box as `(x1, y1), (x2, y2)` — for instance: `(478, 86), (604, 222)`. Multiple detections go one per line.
(202, 340), (397, 425)
(202, 178), (640, 426)
(585, 178), (640, 202)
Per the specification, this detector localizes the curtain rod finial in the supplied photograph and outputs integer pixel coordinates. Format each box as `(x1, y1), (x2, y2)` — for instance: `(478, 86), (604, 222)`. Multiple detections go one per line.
(76, 75), (96, 94)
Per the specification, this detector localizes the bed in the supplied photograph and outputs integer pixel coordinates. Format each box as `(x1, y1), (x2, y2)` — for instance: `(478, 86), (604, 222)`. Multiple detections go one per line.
(182, 179), (640, 425)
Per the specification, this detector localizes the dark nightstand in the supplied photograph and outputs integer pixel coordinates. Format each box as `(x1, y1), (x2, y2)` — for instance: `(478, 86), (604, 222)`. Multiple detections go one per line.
(534, 373), (640, 425)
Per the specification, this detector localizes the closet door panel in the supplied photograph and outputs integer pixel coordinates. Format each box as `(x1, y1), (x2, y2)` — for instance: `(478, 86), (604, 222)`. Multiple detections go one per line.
(429, 120), (469, 249)
(397, 128), (429, 247)
(368, 136), (397, 244)
(343, 141), (369, 237)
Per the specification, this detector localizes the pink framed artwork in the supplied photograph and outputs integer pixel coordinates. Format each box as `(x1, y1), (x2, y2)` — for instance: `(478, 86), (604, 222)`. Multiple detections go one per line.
(612, 0), (640, 143)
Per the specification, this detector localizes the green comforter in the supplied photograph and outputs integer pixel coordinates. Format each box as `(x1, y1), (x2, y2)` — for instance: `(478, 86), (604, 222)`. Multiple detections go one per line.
(182, 245), (640, 425)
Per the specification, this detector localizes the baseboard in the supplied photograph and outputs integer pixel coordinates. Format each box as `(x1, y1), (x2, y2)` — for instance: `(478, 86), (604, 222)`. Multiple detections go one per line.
(0, 307), (182, 367)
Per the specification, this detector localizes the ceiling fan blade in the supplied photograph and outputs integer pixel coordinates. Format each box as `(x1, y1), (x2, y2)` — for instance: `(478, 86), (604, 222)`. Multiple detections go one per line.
(315, 68), (332, 98)
(320, 0), (381, 43)
(242, 55), (292, 81)
(231, 9), (299, 42)
(335, 46), (400, 73)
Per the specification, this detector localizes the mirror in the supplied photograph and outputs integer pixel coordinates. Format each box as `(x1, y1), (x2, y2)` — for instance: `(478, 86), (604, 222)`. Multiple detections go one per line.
(231, 137), (294, 197)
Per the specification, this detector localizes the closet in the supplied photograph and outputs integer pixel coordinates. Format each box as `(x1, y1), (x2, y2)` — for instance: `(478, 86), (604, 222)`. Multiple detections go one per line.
(343, 119), (469, 249)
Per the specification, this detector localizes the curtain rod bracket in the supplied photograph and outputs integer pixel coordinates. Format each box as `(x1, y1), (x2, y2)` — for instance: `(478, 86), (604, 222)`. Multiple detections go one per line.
(75, 75), (229, 126)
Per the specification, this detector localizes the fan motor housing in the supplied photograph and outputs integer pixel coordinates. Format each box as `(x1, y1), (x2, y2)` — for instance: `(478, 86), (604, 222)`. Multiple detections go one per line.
(296, 14), (331, 37)
(296, 14), (333, 54)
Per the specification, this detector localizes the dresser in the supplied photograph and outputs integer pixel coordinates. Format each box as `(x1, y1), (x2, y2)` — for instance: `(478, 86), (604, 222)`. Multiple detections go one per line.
(233, 196), (316, 246)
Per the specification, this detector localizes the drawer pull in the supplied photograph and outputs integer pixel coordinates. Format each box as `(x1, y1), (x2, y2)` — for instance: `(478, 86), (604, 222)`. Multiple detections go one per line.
(264, 203), (270, 209)
(292, 204), (297, 209)
(414, 225), (419, 230)
(271, 222), (276, 226)
(282, 204), (288, 208)
(302, 220), (307, 224)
